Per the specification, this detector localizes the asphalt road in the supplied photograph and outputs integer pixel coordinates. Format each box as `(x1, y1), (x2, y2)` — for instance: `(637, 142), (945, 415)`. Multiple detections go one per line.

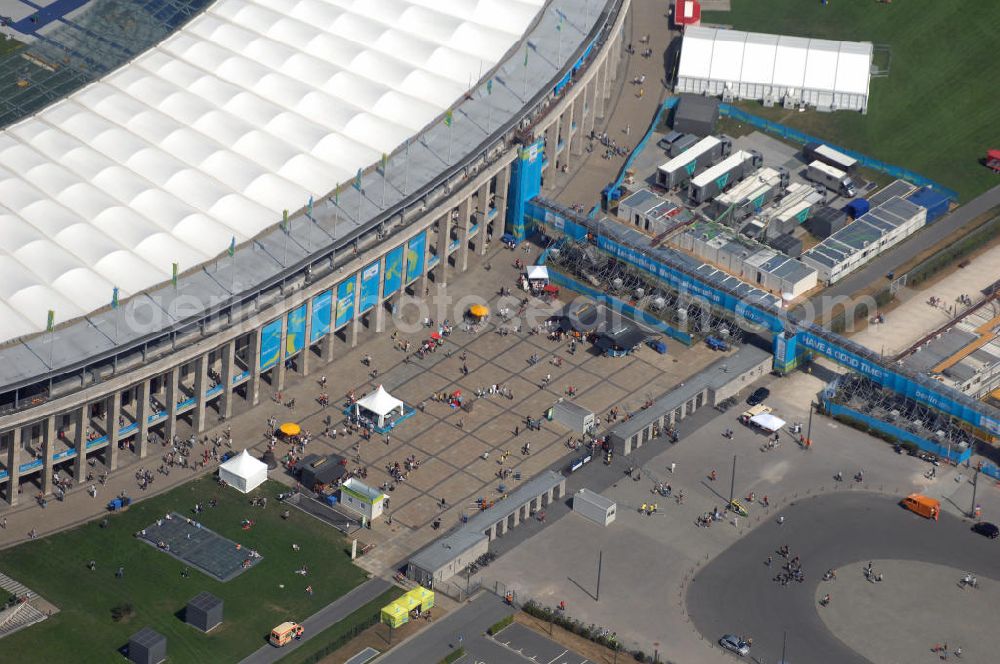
(377, 592), (514, 664)
(799, 184), (1000, 315)
(686, 491), (1000, 664)
(238, 577), (393, 664)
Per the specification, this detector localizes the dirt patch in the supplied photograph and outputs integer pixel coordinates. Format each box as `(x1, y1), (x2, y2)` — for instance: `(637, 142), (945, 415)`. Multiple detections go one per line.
(513, 611), (623, 664)
(316, 604), (449, 664)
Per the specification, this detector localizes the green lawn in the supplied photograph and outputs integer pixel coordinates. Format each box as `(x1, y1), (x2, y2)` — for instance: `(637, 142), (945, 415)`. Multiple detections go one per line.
(0, 478), (367, 663)
(703, 0), (1000, 201)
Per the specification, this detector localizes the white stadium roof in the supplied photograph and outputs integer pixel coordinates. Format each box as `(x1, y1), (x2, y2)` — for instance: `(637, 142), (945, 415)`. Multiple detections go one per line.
(0, 0), (544, 343)
(676, 26), (872, 113)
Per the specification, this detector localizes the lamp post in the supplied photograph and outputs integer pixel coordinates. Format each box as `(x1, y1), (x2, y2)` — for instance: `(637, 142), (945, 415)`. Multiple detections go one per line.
(805, 401), (815, 448)
(728, 454), (737, 510)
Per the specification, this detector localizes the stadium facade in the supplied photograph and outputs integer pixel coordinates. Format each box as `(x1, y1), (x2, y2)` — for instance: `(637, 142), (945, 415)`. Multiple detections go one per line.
(0, 0), (631, 507)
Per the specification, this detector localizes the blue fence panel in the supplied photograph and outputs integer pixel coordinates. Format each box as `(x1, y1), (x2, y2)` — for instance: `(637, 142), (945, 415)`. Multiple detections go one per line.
(824, 401), (972, 464)
(718, 104), (959, 201)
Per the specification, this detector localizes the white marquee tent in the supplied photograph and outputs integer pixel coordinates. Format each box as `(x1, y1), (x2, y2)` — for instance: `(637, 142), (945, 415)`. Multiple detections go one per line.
(0, 0), (545, 343)
(749, 413), (787, 433)
(355, 385), (405, 428)
(676, 26), (873, 113)
(219, 449), (268, 493)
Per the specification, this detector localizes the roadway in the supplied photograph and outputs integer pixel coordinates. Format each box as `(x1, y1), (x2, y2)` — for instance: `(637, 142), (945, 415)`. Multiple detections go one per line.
(238, 577), (393, 664)
(800, 184), (1000, 314)
(685, 491), (1000, 664)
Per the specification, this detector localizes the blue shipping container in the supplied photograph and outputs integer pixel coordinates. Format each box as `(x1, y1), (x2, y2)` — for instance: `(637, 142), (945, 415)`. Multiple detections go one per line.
(844, 198), (870, 219)
(906, 187), (950, 224)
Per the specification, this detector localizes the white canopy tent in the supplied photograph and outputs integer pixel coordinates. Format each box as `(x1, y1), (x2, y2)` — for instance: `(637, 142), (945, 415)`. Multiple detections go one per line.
(355, 385), (405, 428)
(526, 265), (549, 281)
(749, 413), (786, 433)
(218, 449), (268, 493)
(676, 26), (872, 113)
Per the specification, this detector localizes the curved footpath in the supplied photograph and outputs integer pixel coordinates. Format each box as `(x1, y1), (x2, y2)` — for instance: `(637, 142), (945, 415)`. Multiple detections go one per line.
(686, 491), (1000, 664)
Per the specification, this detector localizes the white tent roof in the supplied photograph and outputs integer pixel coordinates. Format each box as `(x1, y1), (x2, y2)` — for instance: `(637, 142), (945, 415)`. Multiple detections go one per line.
(0, 0), (545, 344)
(220, 449), (268, 477)
(749, 413), (786, 432)
(356, 384), (404, 416)
(527, 265), (549, 280)
(677, 26), (872, 96)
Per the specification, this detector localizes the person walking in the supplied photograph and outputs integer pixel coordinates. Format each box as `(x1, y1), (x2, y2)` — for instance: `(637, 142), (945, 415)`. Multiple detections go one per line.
(669, 462), (675, 474)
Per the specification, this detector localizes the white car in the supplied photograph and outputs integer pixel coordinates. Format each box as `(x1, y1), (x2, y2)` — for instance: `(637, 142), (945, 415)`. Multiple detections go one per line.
(719, 634), (750, 656)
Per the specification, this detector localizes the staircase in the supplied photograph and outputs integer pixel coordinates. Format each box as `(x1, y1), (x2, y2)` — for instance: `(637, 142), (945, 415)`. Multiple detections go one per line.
(0, 602), (47, 637)
(0, 572), (36, 602)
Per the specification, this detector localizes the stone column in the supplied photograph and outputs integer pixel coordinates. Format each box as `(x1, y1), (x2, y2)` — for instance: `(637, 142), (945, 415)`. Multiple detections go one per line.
(302, 297), (314, 376)
(458, 196), (471, 273)
(194, 354), (208, 433)
(542, 123), (556, 186)
(164, 367), (179, 445)
(350, 270), (363, 347)
(220, 339), (235, 421)
(374, 254), (387, 334)
(586, 80), (599, 136)
(249, 329), (262, 406)
(434, 213), (451, 286)
(137, 380), (151, 458)
(107, 392), (121, 471)
(42, 415), (56, 496)
(6, 428), (20, 506)
(276, 314), (289, 391)
(494, 166), (510, 232)
(74, 406), (86, 483)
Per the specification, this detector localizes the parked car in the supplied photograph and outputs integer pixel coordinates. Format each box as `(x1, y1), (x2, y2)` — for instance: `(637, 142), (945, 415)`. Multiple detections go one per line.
(706, 336), (729, 351)
(719, 634), (750, 656)
(746, 387), (770, 406)
(972, 522), (999, 539)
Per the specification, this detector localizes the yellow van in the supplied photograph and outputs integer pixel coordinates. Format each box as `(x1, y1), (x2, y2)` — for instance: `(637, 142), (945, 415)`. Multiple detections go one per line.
(269, 621), (304, 647)
(901, 494), (940, 520)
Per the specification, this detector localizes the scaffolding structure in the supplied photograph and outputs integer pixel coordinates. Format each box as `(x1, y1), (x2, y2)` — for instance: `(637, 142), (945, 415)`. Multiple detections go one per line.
(546, 238), (747, 346)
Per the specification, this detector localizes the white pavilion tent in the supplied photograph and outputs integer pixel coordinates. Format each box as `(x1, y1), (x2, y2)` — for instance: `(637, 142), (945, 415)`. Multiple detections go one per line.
(749, 413), (787, 433)
(676, 26), (873, 113)
(355, 385), (405, 428)
(218, 449), (269, 494)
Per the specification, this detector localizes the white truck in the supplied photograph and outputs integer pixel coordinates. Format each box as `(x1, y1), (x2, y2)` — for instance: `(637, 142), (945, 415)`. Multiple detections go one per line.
(806, 160), (856, 198)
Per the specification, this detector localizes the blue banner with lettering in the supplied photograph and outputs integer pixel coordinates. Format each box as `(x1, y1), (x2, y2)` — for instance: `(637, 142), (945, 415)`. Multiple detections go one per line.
(359, 261), (380, 314)
(336, 278), (356, 329)
(310, 290), (332, 343)
(405, 232), (426, 284)
(285, 304), (307, 357)
(259, 318), (282, 370)
(383, 245), (404, 296)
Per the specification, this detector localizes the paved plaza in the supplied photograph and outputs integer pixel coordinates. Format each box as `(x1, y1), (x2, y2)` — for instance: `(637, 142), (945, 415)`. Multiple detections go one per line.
(264, 261), (731, 573)
(475, 365), (1000, 662)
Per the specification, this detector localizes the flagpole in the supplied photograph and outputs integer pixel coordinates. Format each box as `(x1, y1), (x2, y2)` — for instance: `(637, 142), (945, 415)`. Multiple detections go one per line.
(524, 52), (529, 98)
(403, 141), (410, 195)
(381, 156), (388, 209)
(448, 123), (453, 163)
(230, 252), (236, 294)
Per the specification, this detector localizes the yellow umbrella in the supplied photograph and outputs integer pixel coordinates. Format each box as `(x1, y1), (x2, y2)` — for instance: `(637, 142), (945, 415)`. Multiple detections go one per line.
(279, 422), (301, 436)
(469, 304), (489, 318)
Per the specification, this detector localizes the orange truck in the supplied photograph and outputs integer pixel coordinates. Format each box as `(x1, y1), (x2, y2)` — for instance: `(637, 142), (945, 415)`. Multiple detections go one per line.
(901, 494), (940, 520)
(269, 621), (304, 647)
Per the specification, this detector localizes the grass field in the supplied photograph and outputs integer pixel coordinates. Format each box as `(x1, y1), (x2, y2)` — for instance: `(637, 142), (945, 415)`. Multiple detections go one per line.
(0, 478), (367, 663)
(703, 0), (1000, 201)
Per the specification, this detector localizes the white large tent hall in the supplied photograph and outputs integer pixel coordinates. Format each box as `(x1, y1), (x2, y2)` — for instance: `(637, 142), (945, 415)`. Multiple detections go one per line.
(676, 26), (873, 114)
(0, 0), (545, 344)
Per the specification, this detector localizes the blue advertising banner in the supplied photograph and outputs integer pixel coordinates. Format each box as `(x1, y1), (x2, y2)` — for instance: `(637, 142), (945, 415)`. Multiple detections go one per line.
(383, 245), (404, 296)
(259, 318), (282, 371)
(310, 290), (332, 343)
(405, 232), (425, 284)
(336, 277), (355, 329)
(285, 304), (307, 357)
(359, 261), (380, 313)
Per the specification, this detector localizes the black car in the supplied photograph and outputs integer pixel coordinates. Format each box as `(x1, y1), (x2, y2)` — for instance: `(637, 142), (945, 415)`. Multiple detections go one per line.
(972, 522), (999, 539)
(746, 387), (770, 406)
